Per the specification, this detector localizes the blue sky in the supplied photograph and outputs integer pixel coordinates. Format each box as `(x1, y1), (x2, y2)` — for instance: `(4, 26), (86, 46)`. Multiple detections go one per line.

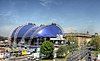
(0, 0), (100, 36)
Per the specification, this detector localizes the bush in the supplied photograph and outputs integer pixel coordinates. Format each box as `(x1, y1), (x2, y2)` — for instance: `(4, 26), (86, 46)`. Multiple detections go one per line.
(57, 46), (67, 58)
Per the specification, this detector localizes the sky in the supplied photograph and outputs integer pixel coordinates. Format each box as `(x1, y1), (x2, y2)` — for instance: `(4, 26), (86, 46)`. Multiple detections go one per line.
(0, 0), (100, 37)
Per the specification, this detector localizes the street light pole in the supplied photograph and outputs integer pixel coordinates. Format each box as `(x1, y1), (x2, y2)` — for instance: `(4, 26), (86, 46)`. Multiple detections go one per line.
(37, 38), (39, 53)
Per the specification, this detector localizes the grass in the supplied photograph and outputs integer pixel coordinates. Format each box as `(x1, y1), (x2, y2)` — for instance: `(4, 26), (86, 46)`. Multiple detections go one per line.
(93, 51), (100, 56)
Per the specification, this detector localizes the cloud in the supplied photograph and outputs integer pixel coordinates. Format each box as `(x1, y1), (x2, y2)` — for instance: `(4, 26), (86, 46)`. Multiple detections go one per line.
(64, 25), (99, 34)
(64, 27), (77, 33)
(0, 25), (16, 37)
(39, 0), (59, 8)
(40, 0), (48, 7)
(0, 10), (20, 36)
(0, 10), (19, 26)
(40, 0), (52, 6)
(82, 25), (95, 34)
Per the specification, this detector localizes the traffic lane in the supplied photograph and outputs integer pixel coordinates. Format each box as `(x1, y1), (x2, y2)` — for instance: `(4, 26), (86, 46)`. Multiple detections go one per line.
(67, 50), (89, 61)
(70, 49), (88, 58)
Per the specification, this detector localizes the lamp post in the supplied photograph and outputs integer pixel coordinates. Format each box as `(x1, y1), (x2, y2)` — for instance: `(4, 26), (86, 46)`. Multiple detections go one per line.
(44, 37), (46, 41)
(37, 38), (39, 53)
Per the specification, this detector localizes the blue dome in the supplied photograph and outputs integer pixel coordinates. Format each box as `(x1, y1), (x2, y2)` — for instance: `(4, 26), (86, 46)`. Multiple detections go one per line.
(35, 25), (63, 37)
(11, 24), (36, 38)
(11, 23), (64, 38)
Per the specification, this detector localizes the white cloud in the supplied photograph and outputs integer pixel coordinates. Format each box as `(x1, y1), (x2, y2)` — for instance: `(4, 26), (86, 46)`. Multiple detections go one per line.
(64, 27), (78, 33)
(41, 0), (51, 6)
(40, 2), (47, 7)
(39, 0), (59, 8)
(0, 25), (16, 37)
(63, 25), (97, 34)
(40, 0), (50, 6)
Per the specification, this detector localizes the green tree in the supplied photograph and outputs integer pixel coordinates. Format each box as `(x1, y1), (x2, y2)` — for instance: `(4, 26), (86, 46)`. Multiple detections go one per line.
(67, 36), (78, 45)
(83, 41), (87, 46)
(89, 33), (100, 50)
(56, 46), (67, 58)
(40, 41), (54, 58)
(67, 36), (78, 49)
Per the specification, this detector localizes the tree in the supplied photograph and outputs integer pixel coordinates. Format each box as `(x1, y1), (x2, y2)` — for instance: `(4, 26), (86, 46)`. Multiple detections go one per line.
(40, 41), (54, 58)
(67, 36), (78, 46)
(66, 35), (78, 49)
(83, 41), (87, 46)
(89, 33), (100, 50)
(56, 46), (67, 57)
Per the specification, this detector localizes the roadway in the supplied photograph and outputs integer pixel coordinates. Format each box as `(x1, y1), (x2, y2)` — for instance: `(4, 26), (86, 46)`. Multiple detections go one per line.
(67, 47), (92, 61)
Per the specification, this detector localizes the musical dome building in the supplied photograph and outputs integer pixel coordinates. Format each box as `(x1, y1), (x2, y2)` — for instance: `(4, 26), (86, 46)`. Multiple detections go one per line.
(11, 23), (65, 46)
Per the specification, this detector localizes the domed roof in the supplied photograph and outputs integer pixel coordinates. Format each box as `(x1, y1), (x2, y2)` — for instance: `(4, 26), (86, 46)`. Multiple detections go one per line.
(35, 25), (63, 37)
(11, 23), (63, 38)
(11, 23), (36, 38)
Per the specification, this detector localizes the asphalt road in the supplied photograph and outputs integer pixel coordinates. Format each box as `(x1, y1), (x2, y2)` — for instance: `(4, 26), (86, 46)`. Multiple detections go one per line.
(67, 47), (92, 61)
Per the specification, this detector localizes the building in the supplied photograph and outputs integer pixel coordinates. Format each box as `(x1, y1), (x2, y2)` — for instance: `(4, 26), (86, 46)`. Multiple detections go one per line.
(64, 33), (92, 46)
(10, 23), (65, 55)
(0, 48), (5, 60)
